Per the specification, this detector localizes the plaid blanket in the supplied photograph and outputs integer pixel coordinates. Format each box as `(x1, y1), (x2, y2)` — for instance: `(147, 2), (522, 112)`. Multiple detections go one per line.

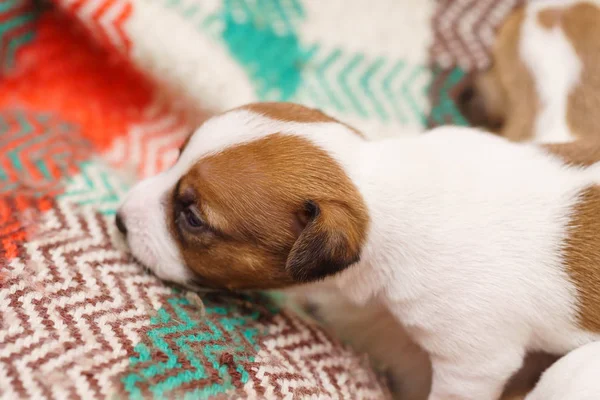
(0, 0), (520, 398)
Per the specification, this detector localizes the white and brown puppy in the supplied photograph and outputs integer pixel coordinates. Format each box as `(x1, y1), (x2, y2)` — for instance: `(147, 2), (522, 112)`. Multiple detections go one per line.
(459, 0), (600, 144)
(118, 102), (600, 400)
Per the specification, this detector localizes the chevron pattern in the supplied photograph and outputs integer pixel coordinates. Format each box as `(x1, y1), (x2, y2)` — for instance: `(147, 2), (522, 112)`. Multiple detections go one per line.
(0, 110), (91, 196)
(121, 292), (278, 399)
(0, 198), (172, 399)
(427, 66), (469, 128)
(59, 161), (131, 216)
(0, 195), (53, 260)
(430, 0), (522, 71)
(103, 100), (193, 180)
(243, 312), (389, 399)
(296, 49), (430, 127)
(0, 0), (38, 72)
(52, 0), (133, 54)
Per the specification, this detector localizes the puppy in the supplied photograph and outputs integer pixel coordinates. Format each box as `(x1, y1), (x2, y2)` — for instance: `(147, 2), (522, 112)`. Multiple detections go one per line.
(118, 102), (600, 400)
(459, 0), (600, 143)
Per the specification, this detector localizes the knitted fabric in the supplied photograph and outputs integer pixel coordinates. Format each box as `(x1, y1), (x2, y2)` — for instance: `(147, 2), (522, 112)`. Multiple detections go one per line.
(0, 0), (519, 398)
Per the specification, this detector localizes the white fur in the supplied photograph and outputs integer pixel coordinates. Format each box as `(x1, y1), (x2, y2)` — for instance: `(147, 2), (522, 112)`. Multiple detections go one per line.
(520, 0), (582, 143)
(526, 341), (600, 400)
(120, 110), (600, 399)
(334, 126), (600, 399)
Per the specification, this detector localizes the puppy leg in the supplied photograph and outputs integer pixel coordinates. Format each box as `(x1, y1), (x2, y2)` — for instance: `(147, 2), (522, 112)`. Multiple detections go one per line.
(428, 349), (525, 400)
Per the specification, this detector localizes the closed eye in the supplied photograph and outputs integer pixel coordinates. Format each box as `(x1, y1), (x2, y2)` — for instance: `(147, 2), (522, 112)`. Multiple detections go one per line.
(178, 204), (206, 233)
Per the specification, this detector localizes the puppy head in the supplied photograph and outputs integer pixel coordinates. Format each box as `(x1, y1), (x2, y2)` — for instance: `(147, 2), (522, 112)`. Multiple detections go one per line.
(117, 103), (369, 290)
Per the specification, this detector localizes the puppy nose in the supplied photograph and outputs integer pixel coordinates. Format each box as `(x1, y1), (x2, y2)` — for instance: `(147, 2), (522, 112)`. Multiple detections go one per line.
(115, 212), (127, 235)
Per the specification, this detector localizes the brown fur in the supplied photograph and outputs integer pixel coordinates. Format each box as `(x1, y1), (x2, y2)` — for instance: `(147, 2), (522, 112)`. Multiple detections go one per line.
(166, 133), (368, 290)
(563, 3), (600, 140)
(241, 102), (365, 138)
(242, 102), (335, 123)
(537, 8), (562, 29)
(541, 139), (600, 330)
(543, 140), (600, 167)
(562, 185), (600, 331)
(458, 7), (538, 141)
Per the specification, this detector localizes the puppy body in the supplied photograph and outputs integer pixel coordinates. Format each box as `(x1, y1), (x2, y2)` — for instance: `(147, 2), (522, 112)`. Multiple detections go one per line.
(120, 106), (600, 399)
(329, 127), (600, 399)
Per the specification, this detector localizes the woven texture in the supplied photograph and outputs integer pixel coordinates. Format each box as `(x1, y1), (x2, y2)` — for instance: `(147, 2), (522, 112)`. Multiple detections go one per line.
(1, 0), (519, 398)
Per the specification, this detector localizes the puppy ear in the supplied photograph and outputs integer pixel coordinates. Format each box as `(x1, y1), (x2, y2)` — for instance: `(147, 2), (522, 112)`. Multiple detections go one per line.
(286, 200), (364, 282)
(457, 68), (506, 132)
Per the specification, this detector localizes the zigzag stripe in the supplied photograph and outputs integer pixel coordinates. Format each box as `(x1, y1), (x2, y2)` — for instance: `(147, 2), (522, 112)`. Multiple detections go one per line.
(103, 100), (192, 179)
(59, 161), (131, 216)
(297, 47), (430, 126)
(0, 0), (38, 72)
(243, 312), (388, 399)
(0, 110), (91, 196)
(120, 292), (277, 399)
(0, 199), (171, 399)
(52, 0), (133, 54)
(0, 195), (52, 261)
(430, 0), (522, 70)
(427, 66), (469, 128)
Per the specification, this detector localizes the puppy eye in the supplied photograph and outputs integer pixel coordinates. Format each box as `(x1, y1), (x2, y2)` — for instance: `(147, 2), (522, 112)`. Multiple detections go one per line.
(180, 205), (204, 230)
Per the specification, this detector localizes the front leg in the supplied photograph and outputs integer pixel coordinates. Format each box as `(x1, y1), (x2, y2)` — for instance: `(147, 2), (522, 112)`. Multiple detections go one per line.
(428, 349), (525, 400)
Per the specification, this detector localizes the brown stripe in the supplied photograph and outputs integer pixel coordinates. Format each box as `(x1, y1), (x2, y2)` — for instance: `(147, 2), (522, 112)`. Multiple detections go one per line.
(562, 3), (600, 141)
(543, 140), (600, 167)
(562, 185), (600, 332)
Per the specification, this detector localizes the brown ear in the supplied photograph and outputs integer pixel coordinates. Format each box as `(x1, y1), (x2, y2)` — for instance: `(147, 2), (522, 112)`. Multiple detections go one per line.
(457, 68), (506, 132)
(286, 200), (364, 283)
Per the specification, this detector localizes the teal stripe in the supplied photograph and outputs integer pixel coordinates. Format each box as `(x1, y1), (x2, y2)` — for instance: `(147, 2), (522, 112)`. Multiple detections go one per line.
(4, 30), (34, 69)
(0, 0), (18, 13)
(361, 57), (388, 120)
(316, 49), (344, 111)
(382, 61), (408, 123)
(401, 66), (427, 125)
(339, 53), (367, 116)
(0, 13), (35, 37)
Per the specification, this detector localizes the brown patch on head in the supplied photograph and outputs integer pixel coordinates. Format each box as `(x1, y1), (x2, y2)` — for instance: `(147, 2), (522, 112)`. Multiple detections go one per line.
(543, 139), (600, 167)
(538, 8), (563, 29)
(167, 133), (369, 290)
(242, 102), (334, 123)
(240, 102), (366, 138)
(563, 185), (600, 332)
(458, 8), (538, 141)
(562, 3), (600, 140)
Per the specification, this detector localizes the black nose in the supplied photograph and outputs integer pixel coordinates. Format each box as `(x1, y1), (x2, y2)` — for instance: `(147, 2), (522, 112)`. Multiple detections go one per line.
(115, 212), (127, 235)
